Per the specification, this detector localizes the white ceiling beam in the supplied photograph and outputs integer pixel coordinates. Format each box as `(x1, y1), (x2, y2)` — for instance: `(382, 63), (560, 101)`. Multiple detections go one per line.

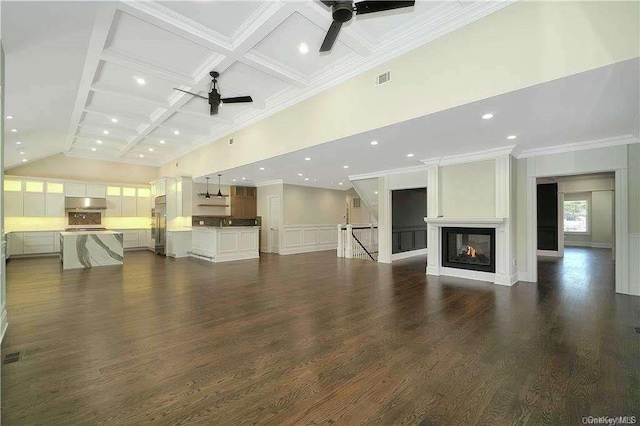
(100, 48), (200, 86)
(83, 106), (151, 124)
(90, 83), (170, 109)
(177, 108), (234, 124)
(65, 4), (118, 152)
(241, 52), (308, 87)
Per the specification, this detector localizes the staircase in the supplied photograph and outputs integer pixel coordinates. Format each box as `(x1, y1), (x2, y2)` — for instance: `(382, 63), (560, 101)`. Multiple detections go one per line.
(337, 224), (378, 261)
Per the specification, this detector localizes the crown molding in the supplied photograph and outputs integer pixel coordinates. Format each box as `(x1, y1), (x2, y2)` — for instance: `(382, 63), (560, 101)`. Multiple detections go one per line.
(348, 164), (427, 181)
(516, 135), (638, 159)
(421, 145), (517, 167)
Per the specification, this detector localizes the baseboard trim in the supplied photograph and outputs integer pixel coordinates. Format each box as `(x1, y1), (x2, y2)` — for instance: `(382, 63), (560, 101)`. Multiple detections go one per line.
(517, 271), (534, 283)
(537, 250), (561, 257)
(391, 248), (428, 261)
(279, 244), (338, 256)
(565, 241), (613, 249)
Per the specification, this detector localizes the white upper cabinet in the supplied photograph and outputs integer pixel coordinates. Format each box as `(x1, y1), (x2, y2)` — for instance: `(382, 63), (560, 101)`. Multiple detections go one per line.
(86, 184), (106, 198)
(4, 192), (24, 217)
(121, 188), (137, 217)
(45, 194), (65, 217)
(136, 188), (151, 218)
(23, 193), (45, 217)
(65, 182), (86, 197)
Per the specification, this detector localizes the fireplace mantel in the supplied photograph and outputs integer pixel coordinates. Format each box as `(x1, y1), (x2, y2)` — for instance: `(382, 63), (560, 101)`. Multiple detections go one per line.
(424, 217), (506, 228)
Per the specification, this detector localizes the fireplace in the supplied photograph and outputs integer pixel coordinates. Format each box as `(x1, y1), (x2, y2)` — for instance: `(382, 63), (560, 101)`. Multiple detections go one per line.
(442, 227), (495, 273)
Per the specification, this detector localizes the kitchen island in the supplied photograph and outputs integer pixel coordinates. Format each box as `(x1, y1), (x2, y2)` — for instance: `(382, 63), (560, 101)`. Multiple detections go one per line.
(190, 226), (259, 263)
(60, 230), (124, 270)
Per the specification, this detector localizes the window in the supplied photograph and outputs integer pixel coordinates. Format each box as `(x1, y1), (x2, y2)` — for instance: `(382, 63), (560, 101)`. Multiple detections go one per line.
(563, 199), (589, 233)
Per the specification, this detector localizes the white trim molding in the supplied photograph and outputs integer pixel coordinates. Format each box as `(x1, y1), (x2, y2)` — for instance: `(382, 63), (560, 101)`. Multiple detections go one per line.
(517, 134), (638, 159)
(421, 145), (517, 167)
(537, 250), (562, 257)
(279, 224), (339, 256)
(564, 242), (613, 249)
(391, 248), (428, 261)
(629, 233), (640, 296)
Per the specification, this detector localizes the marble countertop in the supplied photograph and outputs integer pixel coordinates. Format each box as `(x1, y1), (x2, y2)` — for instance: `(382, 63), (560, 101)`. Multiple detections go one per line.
(60, 230), (124, 236)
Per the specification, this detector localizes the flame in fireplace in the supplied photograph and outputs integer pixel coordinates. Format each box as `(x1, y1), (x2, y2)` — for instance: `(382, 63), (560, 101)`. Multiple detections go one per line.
(465, 245), (477, 258)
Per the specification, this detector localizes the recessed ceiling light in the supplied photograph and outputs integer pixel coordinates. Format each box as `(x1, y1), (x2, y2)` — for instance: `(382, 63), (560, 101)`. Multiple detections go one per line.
(22, 159), (27, 162)
(19, 151), (25, 155)
(159, 140), (165, 144)
(135, 77), (146, 85)
(148, 148), (154, 152)
(6, 115), (13, 120)
(313, 179), (317, 182)
(304, 178), (309, 181)
(242, 177), (246, 180)
(482, 113), (494, 120)
(339, 182), (343, 185)
(111, 118), (118, 123)
(407, 153), (414, 157)
(139, 154), (144, 158)
(375, 191), (378, 195)
(298, 173), (303, 176)
(103, 130), (109, 135)
(305, 157), (311, 161)
(259, 167), (265, 170)
(11, 128), (17, 133)
(16, 141), (22, 145)
(298, 42), (309, 54)
(96, 140), (102, 144)
(91, 147), (97, 151)
(507, 135), (517, 140)
(343, 165), (349, 169)
(370, 140), (378, 145)
(232, 179), (237, 182)
(173, 130), (180, 135)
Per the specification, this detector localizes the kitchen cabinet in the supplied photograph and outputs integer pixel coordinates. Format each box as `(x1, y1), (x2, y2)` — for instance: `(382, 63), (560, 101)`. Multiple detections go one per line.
(176, 177), (193, 217)
(121, 196), (137, 217)
(8, 233), (24, 256)
(46, 193), (65, 217)
(122, 231), (140, 249)
(54, 232), (61, 252)
(86, 184), (106, 198)
(230, 186), (257, 219)
(136, 195), (150, 218)
(5, 192), (24, 217)
(65, 182), (86, 197)
(23, 232), (54, 254)
(23, 193), (45, 217)
(106, 195), (122, 217)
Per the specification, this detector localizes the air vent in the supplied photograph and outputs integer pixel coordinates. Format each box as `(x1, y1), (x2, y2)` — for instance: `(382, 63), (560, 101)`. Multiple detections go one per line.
(228, 138), (234, 146)
(3, 352), (22, 365)
(353, 198), (361, 208)
(376, 71), (391, 86)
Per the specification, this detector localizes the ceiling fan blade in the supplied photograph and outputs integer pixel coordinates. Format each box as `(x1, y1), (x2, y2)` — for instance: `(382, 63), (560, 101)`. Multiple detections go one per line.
(220, 96), (253, 104)
(320, 20), (342, 52)
(173, 88), (208, 100)
(320, 0), (336, 6)
(355, 0), (415, 15)
(210, 104), (219, 116)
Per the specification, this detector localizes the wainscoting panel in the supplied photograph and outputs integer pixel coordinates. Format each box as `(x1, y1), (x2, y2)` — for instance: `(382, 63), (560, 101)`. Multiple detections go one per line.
(280, 225), (339, 255)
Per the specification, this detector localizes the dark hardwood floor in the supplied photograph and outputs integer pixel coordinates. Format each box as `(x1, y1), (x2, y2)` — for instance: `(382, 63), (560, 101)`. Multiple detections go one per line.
(2, 247), (638, 425)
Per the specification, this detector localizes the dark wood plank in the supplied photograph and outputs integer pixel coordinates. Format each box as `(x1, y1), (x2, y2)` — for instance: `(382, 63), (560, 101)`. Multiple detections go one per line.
(1, 247), (638, 424)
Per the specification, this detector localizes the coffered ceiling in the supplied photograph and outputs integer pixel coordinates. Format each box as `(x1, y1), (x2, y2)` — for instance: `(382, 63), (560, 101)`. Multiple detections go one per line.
(2, 0), (513, 168)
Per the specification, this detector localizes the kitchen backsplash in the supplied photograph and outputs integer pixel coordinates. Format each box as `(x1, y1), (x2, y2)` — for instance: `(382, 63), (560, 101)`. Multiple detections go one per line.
(68, 212), (101, 225)
(4, 217), (152, 232)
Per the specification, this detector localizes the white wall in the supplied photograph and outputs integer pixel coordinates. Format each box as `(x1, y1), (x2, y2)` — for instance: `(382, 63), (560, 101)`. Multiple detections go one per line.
(191, 182), (232, 217)
(282, 184), (346, 225)
(7, 153), (159, 185)
(439, 160), (495, 218)
(346, 188), (375, 225)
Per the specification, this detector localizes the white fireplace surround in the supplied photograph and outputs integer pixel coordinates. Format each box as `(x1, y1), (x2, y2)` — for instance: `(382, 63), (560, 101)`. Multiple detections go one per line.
(424, 217), (514, 285)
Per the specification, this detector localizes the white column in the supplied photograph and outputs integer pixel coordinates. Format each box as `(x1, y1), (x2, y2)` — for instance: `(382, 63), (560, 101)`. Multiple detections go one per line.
(369, 223), (374, 252)
(425, 161), (440, 275)
(493, 155), (514, 285)
(337, 224), (344, 257)
(345, 224), (353, 259)
(377, 175), (392, 263)
(615, 168), (629, 294)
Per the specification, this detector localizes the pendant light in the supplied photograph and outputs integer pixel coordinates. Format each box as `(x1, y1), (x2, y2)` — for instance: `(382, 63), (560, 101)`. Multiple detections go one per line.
(216, 174), (223, 198)
(205, 176), (211, 199)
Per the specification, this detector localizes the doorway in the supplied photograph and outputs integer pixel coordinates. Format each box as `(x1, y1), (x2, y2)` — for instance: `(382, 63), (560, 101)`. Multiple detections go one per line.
(536, 173), (616, 289)
(266, 195), (281, 254)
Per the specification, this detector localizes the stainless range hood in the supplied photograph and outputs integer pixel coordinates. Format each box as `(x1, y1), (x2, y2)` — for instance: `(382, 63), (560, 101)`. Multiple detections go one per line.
(65, 197), (107, 210)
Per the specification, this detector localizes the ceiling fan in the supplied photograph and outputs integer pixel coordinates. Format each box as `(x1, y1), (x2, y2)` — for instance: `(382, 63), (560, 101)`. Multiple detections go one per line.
(173, 71), (253, 116)
(319, 1), (415, 52)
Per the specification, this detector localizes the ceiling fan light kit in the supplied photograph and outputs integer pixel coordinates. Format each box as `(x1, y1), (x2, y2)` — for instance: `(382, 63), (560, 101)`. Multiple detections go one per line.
(319, 0), (415, 52)
(173, 71), (253, 116)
